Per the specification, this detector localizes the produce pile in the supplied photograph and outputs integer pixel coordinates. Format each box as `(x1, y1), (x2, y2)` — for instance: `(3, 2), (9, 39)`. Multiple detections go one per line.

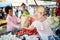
(21, 35), (39, 40)
(16, 28), (38, 36)
(0, 33), (21, 40)
(0, 20), (7, 25)
(0, 33), (39, 40)
(50, 16), (59, 29)
(50, 9), (59, 29)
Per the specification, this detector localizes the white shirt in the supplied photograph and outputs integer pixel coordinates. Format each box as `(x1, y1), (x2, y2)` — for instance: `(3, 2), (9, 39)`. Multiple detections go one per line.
(32, 17), (53, 35)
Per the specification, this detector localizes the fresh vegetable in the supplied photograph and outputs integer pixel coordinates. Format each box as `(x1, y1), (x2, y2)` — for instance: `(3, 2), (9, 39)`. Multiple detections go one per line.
(22, 11), (29, 16)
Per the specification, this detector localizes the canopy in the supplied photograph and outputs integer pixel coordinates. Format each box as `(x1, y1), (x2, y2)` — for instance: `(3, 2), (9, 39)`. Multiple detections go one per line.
(0, 3), (12, 7)
(41, 3), (56, 6)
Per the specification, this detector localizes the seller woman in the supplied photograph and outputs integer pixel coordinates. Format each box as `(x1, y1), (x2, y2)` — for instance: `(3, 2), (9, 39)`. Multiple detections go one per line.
(5, 6), (19, 33)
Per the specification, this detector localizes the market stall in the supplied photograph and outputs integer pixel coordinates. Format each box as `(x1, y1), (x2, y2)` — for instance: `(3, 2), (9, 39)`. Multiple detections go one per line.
(0, 0), (60, 40)
(0, 3), (12, 35)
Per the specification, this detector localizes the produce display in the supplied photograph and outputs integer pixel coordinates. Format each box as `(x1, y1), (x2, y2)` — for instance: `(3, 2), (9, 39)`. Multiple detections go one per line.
(0, 33), (39, 40)
(25, 36), (38, 40)
(0, 20), (7, 25)
(0, 8), (60, 40)
(0, 26), (7, 32)
(0, 19), (7, 34)
(22, 34), (39, 40)
(0, 33), (22, 40)
(50, 9), (59, 29)
(50, 16), (59, 29)
(0, 27), (3, 31)
(16, 28), (38, 36)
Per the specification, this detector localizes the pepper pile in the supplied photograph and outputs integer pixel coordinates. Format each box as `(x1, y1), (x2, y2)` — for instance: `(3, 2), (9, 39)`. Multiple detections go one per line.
(16, 28), (38, 36)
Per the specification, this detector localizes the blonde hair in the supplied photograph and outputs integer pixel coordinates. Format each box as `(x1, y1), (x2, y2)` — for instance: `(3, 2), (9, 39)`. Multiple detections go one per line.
(36, 6), (46, 15)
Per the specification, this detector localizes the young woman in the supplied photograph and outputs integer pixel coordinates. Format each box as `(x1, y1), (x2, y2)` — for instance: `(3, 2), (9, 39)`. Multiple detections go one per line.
(20, 3), (30, 28)
(24, 6), (55, 40)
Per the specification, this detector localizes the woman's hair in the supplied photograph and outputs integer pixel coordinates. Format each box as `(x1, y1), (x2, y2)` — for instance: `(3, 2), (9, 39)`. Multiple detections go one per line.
(21, 3), (26, 6)
(5, 6), (12, 14)
(36, 5), (46, 15)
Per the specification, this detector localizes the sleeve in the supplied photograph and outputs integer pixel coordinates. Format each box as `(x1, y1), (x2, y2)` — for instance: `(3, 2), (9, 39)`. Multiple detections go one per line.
(7, 18), (19, 28)
(32, 21), (44, 30)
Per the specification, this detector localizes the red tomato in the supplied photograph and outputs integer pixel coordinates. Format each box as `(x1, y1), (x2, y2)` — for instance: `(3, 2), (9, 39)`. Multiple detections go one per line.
(16, 28), (38, 36)
(30, 17), (35, 25)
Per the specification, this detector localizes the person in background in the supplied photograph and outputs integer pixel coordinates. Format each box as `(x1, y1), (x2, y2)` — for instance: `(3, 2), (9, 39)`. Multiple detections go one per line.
(46, 7), (50, 17)
(56, 7), (60, 23)
(18, 3), (29, 18)
(21, 3), (28, 14)
(13, 7), (20, 23)
(13, 7), (19, 18)
(29, 6), (35, 16)
(19, 3), (30, 28)
(0, 8), (5, 19)
(15, 9), (18, 17)
(56, 0), (60, 22)
(5, 6), (19, 32)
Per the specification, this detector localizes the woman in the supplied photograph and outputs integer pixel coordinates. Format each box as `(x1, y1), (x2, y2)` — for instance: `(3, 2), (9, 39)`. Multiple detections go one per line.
(5, 6), (19, 32)
(20, 3), (30, 28)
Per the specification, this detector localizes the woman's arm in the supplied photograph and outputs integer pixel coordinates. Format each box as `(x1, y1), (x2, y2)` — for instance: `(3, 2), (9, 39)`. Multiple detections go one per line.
(28, 25), (35, 30)
(22, 25), (35, 30)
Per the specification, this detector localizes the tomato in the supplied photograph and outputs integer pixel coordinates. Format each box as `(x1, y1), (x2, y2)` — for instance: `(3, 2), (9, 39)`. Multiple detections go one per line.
(30, 17), (35, 25)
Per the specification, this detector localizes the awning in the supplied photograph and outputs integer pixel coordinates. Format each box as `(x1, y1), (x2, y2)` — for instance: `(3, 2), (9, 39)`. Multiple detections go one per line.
(0, 3), (12, 7)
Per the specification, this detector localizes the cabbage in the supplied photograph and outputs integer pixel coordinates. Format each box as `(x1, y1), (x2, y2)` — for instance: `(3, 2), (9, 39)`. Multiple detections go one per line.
(50, 16), (59, 29)
(0, 33), (21, 40)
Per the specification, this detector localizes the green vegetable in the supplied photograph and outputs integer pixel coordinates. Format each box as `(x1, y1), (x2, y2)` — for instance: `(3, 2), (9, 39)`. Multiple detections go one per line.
(22, 11), (30, 16)
(50, 16), (59, 29)
(50, 9), (59, 29)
